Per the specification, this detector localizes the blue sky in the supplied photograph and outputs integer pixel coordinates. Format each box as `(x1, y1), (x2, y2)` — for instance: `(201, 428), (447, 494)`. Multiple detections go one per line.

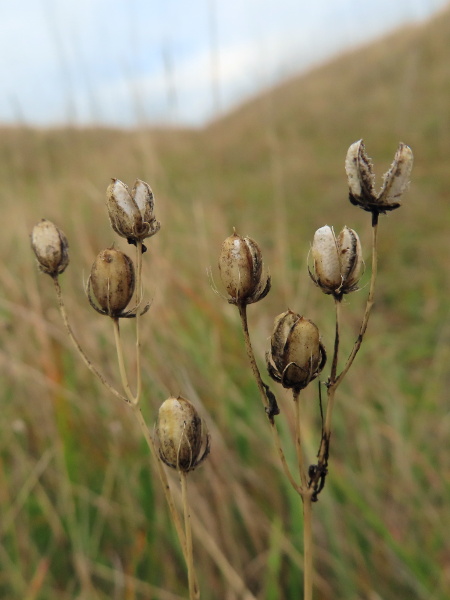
(1, 0), (448, 127)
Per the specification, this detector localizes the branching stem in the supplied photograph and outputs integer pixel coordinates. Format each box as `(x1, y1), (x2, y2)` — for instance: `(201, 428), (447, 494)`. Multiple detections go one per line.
(52, 276), (129, 404)
(238, 303), (301, 495)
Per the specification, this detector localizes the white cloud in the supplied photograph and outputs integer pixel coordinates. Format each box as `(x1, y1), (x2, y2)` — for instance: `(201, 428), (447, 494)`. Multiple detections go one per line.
(0, 0), (448, 126)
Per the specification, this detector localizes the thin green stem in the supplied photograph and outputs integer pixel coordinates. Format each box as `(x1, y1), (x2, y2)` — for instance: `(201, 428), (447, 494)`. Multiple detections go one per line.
(180, 471), (199, 600)
(52, 276), (129, 404)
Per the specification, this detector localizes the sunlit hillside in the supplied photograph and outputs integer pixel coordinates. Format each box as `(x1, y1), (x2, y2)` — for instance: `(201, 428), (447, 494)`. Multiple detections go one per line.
(1, 5), (449, 599)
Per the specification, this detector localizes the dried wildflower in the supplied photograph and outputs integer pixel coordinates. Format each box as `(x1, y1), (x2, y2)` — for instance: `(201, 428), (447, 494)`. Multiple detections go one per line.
(87, 247), (136, 318)
(31, 219), (69, 276)
(309, 225), (363, 298)
(156, 396), (210, 472)
(266, 310), (326, 391)
(345, 140), (413, 214)
(218, 231), (270, 306)
(106, 178), (160, 248)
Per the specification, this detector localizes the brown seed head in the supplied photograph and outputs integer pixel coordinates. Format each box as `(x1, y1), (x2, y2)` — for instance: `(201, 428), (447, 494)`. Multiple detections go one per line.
(266, 310), (326, 391)
(309, 225), (362, 298)
(88, 248), (135, 317)
(31, 219), (69, 276)
(218, 231), (270, 305)
(345, 140), (413, 214)
(156, 396), (210, 472)
(106, 178), (160, 244)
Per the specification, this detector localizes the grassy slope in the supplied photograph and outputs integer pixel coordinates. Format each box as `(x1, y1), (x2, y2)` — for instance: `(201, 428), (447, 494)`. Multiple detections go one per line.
(1, 6), (450, 600)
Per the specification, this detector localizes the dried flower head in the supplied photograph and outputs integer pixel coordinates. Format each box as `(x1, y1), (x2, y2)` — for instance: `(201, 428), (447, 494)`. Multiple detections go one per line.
(31, 219), (69, 277)
(218, 231), (270, 306)
(87, 247), (137, 318)
(266, 310), (326, 391)
(309, 225), (363, 298)
(106, 178), (160, 247)
(156, 396), (210, 472)
(345, 140), (413, 214)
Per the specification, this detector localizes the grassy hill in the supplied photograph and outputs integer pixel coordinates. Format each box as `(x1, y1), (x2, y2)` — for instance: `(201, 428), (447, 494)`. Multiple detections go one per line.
(1, 5), (450, 599)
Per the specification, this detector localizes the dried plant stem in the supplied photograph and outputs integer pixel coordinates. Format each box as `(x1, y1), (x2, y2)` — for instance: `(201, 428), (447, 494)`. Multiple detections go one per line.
(315, 216), (379, 482)
(322, 299), (342, 442)
(238, 303), (301, 495)
(335, 215), (379, 388)
(112, 317), (136, 404)
(131, 405), (189, 560)
(293, 390), (308, 489)
(292, 388), (314, 600)
(112, 319), (194, 561)
(302, 493), (314, 600)
(52, 276), (129, 404)
(112, 315), (201, 592)
(134, 241), (144, 401)
(238, 304), (271, 413)
(180, 471), (198, 600)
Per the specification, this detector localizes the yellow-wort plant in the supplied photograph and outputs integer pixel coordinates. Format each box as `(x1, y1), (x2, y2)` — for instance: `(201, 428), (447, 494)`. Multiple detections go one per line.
(31, 179), (218, 600)
(216, 139), (413, 600)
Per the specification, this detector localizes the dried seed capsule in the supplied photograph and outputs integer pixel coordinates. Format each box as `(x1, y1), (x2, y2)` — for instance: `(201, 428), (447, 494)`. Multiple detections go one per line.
(31, 219), (69, 276)
(266, 310), (326, 391)
(218, 231), (270, 305)
(88, 248), (135, 317)
(309, 225), (362, 298)
(106, 178), (160, 245)
(156, 396), (210, 472)
(345, 140), (413, 214)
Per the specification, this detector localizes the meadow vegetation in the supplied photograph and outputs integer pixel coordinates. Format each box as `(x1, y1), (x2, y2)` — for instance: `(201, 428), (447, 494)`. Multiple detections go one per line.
(1, 7), (450, 599)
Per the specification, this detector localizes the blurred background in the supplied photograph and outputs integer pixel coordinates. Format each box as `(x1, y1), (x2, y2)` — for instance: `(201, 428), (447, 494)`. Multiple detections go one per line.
(1, 1), (450, 599)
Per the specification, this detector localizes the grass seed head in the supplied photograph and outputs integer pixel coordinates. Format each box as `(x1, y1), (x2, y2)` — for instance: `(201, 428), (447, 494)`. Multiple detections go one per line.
(31, 219), (69, 276)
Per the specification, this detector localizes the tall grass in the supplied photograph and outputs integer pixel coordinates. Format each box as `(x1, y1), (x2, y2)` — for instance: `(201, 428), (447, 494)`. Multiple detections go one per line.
(1, 8), (450, 598)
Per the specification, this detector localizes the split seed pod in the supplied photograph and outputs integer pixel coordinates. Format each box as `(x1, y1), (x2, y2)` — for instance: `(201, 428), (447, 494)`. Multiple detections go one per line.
(87, 248), (135, 318)
(106, 178), (160, 246)
(345, 140), (413, 213)
(218, 231), (270, 305)
(156, 396), (210, 472)
(309, 225), (363, 298)
(266, 310), (326, 391)
(31, 219), (69, 276)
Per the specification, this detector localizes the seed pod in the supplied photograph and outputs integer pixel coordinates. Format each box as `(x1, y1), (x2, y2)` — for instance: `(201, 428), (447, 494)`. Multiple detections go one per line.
(345, 140), (413, 214)
(88, 248), (135, 317)
(266, 310), (326, 391)
(309, 225), (362, 298)
(31, 219), (69, 276)
(218, 231), (270, 305)
(106, 178), (160, 244)
(156, 396), (210, 472)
